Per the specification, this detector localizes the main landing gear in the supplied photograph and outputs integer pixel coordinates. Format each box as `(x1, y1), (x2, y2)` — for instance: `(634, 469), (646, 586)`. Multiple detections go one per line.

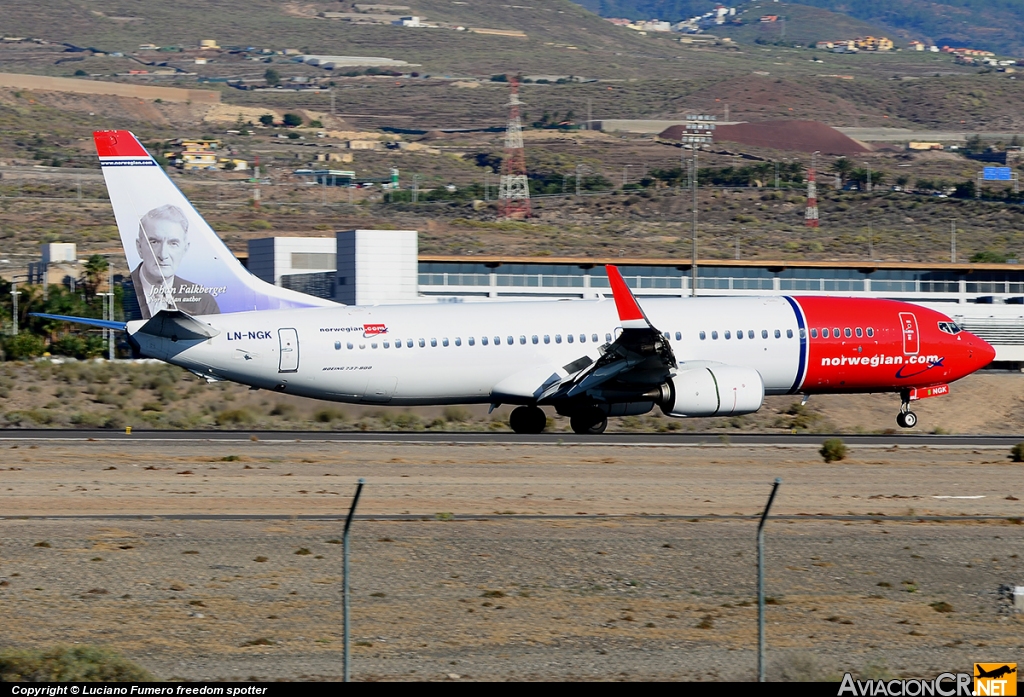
(569, 406), (608, 435)
(896, 392), (918, 429)
(509, 405), (547, 434)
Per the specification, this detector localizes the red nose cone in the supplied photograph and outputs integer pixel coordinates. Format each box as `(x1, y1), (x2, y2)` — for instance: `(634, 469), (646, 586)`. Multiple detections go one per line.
(969, 332), (996, 370)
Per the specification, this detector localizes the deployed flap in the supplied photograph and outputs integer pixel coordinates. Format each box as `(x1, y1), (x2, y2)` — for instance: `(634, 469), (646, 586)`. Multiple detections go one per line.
(538, 265), (677, 402)
(135, 309), (220, 341)
(491, 364), (563, 401)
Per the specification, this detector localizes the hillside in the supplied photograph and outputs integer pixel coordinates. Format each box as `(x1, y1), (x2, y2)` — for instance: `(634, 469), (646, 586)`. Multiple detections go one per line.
(573, 0), (1024, 56)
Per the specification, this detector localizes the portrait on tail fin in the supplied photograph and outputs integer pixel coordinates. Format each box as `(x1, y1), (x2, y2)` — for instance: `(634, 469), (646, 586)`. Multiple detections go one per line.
(131, 204), (221, 319)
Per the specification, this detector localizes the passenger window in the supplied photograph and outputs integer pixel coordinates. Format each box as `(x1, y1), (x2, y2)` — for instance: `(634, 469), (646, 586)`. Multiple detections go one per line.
(430, 338), (437, 347)
(833, 327), (840, 338)
(544, 335), (550, 344)
(774, 329), (781, 339)
(663, 332), (670, 339)
(675, 331), (682, 340)
(532, 335), (538, 344)
(395, 340), (402, 348)
(443, 338), (449, 347)
(580, 334), (586, 343)
(335, 341), (341, 350)
(494, 336), (501, 346)
(346, 342), (353, 350)
(844, 328), (852, 338)
(408, 339), (415, 348)
(592, 334), (599, 343)
(867, 328), (874, 337)
(699, 331), (706, 340)
(371, 342), (377, 349)
(481, 337), (489, 346)
(799, 328), (806, 339)
(455, 338), (461, 346)
(811, 328), (817, 339)
(822, 328), (829, 338)
(470, 337), (476, 346)
(567, 334), (574, 344)
(725, 330), (732, 339)
(787, 329), (794, 338)
(384, 341), (390, 348)
(605, 333), (612, 342)
(505, 336), (512, 345)
(761, 330), (768, 339)
(736, 330), (743, 340)
(711, 331), (718, 340)
(359, 343), (365, 349)
(855, 327), (863, 338)
(555, 335), (562, 344)
(519, 335), (526, 344)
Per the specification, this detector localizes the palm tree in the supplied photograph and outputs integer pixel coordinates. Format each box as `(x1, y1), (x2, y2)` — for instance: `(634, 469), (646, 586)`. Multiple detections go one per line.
(82, 254), (108, 299)
(832, 157), (855, 184)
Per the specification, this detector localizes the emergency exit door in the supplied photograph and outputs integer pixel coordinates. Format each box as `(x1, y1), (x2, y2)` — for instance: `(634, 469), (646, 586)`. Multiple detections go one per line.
(898, 312), (919, 355)
(278, 328), (299, 372)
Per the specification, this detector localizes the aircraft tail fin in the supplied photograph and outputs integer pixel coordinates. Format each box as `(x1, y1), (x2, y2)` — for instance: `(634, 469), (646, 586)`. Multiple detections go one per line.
(93, 130), (337, 319)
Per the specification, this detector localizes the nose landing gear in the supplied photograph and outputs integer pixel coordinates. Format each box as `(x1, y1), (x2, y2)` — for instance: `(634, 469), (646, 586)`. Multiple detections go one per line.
(896, 391), (917, 429)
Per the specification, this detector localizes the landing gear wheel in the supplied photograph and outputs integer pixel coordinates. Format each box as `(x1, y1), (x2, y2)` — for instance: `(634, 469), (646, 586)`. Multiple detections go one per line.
(896, 412), (906, 428)
(901, 411), (917, 429)
(570, 407), (608, 435)
(509, 406), (546, 434)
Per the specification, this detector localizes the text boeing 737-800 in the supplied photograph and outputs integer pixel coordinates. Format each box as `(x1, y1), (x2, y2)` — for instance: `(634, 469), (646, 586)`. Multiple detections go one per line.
(32, 130), (996, 434)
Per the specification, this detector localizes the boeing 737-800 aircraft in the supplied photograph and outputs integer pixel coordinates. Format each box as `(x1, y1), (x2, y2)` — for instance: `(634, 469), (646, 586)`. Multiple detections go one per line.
(33, 131), (996, 434)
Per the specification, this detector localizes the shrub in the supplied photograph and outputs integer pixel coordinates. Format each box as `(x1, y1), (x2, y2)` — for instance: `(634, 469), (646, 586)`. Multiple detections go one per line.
(314, 407), (346, 423)
(820, 438), (847, 463)
(930, 601), (954, 613)
(282, 113), (303, 127)
(215, 409), (254, 426)
(0, 645), (154, 681)
(1011, 443), (1024, 462)
(442, 406), (471, 423)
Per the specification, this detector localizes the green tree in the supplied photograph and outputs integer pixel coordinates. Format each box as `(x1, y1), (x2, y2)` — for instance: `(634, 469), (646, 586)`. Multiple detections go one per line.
(259, 114), (274, 127)
(264, 68), (281, 86)
(82, 254), (108, 299)
(282, 113), (303, 128)
(832, 157), (855, 183)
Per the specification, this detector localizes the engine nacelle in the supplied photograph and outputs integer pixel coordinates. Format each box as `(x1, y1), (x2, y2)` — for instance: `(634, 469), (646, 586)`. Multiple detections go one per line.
(661, 365), (764, 418)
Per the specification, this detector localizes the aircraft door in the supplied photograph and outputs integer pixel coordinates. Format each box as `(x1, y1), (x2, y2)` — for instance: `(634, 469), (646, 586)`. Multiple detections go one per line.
(278, 328), (299, 372)
(898, 312), (919, 356)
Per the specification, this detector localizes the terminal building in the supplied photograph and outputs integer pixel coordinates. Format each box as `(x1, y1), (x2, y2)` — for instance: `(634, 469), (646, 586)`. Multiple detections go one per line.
(246, 233), (1024, 365)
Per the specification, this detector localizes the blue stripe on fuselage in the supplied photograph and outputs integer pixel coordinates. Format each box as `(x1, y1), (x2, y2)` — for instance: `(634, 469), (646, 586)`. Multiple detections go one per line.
(783, 296), (807, 393)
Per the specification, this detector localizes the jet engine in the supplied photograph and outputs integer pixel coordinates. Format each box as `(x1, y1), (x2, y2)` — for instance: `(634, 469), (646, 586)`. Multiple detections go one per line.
(659, 365), (764, 418)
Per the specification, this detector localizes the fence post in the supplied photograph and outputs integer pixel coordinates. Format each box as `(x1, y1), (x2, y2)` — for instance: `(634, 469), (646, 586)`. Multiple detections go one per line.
(343, 478), (365, 683)
(758, 477), (782, 682)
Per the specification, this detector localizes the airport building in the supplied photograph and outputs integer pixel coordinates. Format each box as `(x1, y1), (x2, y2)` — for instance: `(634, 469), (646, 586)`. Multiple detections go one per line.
(247, 235), (1024, 363)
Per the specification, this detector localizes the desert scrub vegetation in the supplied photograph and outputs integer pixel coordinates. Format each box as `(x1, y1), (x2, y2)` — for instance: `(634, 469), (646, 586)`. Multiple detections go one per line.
(0, 645), (154, 681)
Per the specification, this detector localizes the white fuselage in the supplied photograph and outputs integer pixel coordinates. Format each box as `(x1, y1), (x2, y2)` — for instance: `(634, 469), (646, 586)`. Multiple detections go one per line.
(131, 296), (806, 404)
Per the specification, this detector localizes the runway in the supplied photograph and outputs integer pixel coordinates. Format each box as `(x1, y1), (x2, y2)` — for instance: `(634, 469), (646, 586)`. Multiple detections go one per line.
(0, 429), (1021, 447)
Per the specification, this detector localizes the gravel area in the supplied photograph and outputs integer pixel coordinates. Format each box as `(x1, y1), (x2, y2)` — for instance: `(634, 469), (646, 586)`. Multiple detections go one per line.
(0, 441), (1021, 681)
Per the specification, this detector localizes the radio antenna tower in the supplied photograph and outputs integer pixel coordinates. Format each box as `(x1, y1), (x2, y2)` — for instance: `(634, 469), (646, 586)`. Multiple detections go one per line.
(499, 76), (530, 219)
(805, 150), (819, 228)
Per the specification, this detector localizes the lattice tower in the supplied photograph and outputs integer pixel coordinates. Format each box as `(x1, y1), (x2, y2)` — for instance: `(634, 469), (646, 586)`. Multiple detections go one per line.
(805, 152), (819, 228)
(498, 77), (531, 219)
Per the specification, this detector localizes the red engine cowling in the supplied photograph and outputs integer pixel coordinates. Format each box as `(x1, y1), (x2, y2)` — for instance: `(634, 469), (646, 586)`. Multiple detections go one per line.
(660, 365), (764, 417)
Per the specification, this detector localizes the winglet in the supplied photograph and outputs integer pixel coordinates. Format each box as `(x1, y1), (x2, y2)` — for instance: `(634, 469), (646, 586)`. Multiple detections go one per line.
(94, 130), (150, 159)
(605, 265), (649, 329)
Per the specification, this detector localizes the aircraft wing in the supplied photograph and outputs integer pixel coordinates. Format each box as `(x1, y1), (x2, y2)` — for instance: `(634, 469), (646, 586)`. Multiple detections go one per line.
(536, 265), (677, 403)
(29, 313), (127, 331)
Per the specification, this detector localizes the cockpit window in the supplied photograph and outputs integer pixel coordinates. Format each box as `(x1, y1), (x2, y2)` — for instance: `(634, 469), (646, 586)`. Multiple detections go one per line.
(937, 321), (962, 335)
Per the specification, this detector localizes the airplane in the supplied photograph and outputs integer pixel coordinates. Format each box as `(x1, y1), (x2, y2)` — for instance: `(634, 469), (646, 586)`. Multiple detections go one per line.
(975, 665), (1017, 680)
(31, 130), (996, 434)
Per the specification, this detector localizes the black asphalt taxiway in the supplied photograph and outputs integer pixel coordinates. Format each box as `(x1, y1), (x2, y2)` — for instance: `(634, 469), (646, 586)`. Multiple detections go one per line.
(0, 429), (1020, 447)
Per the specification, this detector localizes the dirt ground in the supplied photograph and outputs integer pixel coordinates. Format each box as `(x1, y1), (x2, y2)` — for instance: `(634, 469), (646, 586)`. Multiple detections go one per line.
(0, 440), (1021, 681)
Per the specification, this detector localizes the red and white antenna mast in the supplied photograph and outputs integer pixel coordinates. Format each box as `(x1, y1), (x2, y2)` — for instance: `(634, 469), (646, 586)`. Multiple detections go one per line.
(499, 76), (530, 219)
(805, 150), (819, 228)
